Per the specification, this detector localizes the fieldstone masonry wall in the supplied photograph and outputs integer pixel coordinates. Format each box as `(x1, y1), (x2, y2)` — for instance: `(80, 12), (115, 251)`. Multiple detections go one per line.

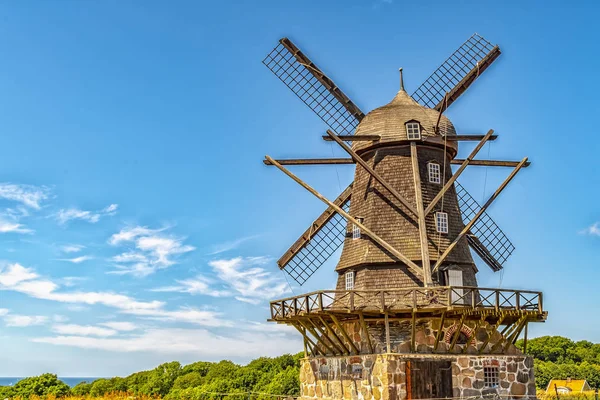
(300, 354), (536, 400)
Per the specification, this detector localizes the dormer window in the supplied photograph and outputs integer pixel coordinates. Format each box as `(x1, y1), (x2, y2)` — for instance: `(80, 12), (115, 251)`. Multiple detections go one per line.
(428, 163), (441, 184)
(406, 121), (421, 140)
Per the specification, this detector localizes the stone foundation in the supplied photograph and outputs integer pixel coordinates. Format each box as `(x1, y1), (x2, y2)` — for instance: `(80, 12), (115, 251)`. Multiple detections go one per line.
(300, 354), (536, 400)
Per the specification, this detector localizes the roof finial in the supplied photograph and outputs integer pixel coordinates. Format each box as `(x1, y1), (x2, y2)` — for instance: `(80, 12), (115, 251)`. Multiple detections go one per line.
(399, 68), (405, 92)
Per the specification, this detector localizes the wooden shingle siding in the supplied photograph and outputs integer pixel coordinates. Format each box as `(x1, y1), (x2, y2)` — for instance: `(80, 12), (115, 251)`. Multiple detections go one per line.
(334, 89), (475, 289)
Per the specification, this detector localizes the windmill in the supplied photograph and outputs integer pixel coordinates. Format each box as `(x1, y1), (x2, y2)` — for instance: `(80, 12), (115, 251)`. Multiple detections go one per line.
(261, 34), (547, 400)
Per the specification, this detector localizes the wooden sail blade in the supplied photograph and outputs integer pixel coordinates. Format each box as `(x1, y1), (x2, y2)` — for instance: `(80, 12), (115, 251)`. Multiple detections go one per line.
(277, 184), (353, 285)
(411, 33), (500, 111)
(263, 38), (364, 135)
(455, 181), (516, 272)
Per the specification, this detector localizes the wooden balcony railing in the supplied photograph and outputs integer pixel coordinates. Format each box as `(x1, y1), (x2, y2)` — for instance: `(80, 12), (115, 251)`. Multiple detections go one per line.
(269, 286), (543, 320)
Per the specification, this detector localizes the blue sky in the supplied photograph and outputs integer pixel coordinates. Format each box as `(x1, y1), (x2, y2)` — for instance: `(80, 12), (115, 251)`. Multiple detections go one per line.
(0, 0), (599, 377)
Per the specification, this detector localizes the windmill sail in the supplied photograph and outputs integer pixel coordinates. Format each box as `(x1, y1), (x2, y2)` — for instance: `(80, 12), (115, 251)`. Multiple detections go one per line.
(455, 182), (515, 272)
(411, 33), (501, 111)
(263, 38), (364, 136)
(278, 184), (352, 285)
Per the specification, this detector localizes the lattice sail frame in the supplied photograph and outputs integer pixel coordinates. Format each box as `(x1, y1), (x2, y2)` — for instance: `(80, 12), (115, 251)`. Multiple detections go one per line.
(411, 33), (498, 110)
(263, 39), (363, 136)
(455, 182), (515, 272)
(282, 200), (350, 285)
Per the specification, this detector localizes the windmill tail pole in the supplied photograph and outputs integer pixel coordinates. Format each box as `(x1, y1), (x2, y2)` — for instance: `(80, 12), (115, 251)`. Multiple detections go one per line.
(264, 155), (424, 279)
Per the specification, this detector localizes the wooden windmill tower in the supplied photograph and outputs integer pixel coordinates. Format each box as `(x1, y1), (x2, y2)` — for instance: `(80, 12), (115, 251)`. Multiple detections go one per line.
(262, 34), (547, 400)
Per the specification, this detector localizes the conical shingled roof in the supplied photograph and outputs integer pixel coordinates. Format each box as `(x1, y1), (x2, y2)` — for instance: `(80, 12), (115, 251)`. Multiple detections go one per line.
(352, 90), (457, 155)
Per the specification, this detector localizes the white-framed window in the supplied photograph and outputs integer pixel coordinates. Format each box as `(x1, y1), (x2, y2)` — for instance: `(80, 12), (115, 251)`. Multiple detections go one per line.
(436, 212), (448, 233)
(483, 366), (499, 388)
(352, 217), (363, 240)
(406, 122), (421, 140)
(351, 364), (363, 379)
(428, 162), (441, 184)
(345, 271), (355, 290)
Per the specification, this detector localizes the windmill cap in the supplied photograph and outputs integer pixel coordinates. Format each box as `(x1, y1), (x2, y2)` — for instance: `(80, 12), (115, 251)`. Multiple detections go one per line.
(351, 90), (458, 155)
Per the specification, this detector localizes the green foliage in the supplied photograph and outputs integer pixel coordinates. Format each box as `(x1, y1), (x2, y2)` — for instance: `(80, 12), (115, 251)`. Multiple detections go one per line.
(70, 381), (92, 396)
(516, 336), (600, 389)
(9, 373), (70, 398)
(0, 385), (14, 399)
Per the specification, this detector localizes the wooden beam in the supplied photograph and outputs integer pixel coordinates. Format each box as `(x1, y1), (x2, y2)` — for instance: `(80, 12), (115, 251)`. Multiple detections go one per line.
(434, 45), (501, 111)
(410, 142), (432, 286)
(298, 319), (337, 356)
(325, 129), (419, 217)
(317, 316), (349, 355)
(451, 134), (498, 141)
(449, 314), (466, 352)
(292, 323), (322, 356)
(451, 159), (531, 168)
(279, 38), (365, 121)
(266, 155), (424, 278)
(330, 314), (360, 354)
(358, 312), (374, 353)
(385, 312), (391, 353)
(425, 129), (495, 215)
(410, 311), (416, 353)
(462, 314), (486, 354)
(322, 134), (380, 142)
(431, 158), (528, 273)
(523, 322), (529, 353)
(277, 184), (353, 269)
(308, 318), (345, 355)
(433, 311), (446, 352)
(264, 158), (354, 166)
(478, 314), (506, 354)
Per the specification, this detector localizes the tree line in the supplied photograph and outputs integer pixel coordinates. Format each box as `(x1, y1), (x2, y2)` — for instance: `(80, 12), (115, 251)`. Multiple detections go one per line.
(1, 336), (599, 399)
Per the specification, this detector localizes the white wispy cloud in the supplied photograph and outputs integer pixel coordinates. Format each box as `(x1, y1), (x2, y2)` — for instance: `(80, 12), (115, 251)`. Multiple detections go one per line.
(0, 220), (33, 234)
(206, 235), (258, 256)
(581, 222), (600, 236)
(57, 256), (93, 264)
(155, 256), (289, 304)
(99, 321), (137, 332)
(0, 183), (50, 210)
(0, 263), (231, 327)
(151, 276), (231, 297)
(108, 226), (195, 277)
(4, 314), (48, 327)
(32, 327), (300, 357)
(0, 308), (8, 316)
(61, 244), (85, 253)
(52, 324), (117, 337)
(54, 204), (119, 225)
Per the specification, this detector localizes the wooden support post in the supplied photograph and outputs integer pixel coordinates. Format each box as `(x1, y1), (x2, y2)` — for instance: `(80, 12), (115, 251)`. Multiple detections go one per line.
(303, 335), (308, 357)
(308, 318), (345, 355)
(406, 361), (413, 400)
(298, 320), (338, 356)
(325, 129), (418, 217)
(490, 316), (523, 353)
(523, 322), (529, 354)
(479, 314), (506, 354)
(432, 158), (528, 273)
(410, 142), (432, 286)
(358, 312), (374, 353)
(385, 312), (391, 353)
(266, 155), (424, 278)
(449, 314), (466, 352)
(462, 313), (485, 353)
(292, 323), (322, 356)
(410, 311), (416, 353)
(330, 314), (360, 354)
(318, 316), (350, 355)
(433, 312), (446, 352)
(424, 129), (494, 216)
